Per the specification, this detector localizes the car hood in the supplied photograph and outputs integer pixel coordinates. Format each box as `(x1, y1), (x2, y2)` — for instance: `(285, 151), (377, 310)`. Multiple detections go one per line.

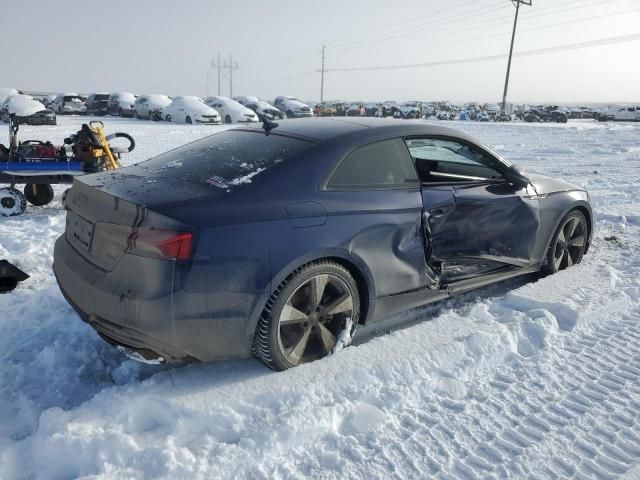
(528, 174), (584, 194)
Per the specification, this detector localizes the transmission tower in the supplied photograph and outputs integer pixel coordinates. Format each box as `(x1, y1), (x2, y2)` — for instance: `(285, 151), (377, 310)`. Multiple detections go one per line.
(211, 54), (240, 97)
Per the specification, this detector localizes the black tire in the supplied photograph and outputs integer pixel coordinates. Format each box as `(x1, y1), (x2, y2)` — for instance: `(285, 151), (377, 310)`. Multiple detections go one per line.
(24, 184), (54, 206)
(544, 210), (588, 274)
(286, 110), (294, 119)
(165, 115), (171, 122)
(0, 187), (27, 216)
(186, 116), (192, 124)
(252, 260), (360, 371)
(225, 115), (232, 124)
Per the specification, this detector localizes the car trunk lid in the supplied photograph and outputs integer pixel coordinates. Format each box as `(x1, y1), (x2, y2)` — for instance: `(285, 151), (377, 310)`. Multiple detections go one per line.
(64, 167), (217, 271)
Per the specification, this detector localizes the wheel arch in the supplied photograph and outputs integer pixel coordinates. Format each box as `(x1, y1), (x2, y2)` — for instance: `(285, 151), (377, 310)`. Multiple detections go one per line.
(542, 197), (593, 258)
(244, 248), (377, 337)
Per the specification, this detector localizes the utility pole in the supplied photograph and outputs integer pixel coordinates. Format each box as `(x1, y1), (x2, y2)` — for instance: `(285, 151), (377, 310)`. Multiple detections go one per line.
(320, 45), (326, 103)
(501, 0), (532, 113)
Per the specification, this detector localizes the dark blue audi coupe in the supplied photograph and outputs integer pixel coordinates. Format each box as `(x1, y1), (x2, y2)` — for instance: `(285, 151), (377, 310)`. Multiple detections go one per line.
(54, 118), (593, 370)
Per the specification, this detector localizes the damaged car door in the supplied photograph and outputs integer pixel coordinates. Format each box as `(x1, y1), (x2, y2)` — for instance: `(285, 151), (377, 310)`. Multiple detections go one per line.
(406, 137), (540, 286)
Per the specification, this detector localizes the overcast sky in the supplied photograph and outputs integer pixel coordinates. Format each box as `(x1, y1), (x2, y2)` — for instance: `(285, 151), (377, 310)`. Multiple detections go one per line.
(4, 0), (639, 103)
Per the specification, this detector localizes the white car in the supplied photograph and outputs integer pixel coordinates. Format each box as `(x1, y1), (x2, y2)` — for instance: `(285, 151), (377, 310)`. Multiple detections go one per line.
(608, 106), (640, 122)
(108, 92), (137, 117)
(134, 94), (172, 120)
(52, 93), (87, 115)
(273, 96), (313, 118)
(161, 96), (221, 124)
(204, 96), (258, 124)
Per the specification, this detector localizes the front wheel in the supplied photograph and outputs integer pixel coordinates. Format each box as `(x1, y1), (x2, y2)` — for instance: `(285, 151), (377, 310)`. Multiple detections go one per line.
(252, 260), (360, 371)
(545, 210), (588, 274)
(185, 116), (192, 124)
(225, 115), (232, 124)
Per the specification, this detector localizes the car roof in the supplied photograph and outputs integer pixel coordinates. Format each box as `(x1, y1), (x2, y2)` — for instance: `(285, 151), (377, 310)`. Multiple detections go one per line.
(237, 117), (478, 143)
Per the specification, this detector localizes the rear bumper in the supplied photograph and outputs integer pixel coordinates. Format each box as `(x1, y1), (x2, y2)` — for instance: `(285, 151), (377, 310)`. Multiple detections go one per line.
(53, 234), (257, 363)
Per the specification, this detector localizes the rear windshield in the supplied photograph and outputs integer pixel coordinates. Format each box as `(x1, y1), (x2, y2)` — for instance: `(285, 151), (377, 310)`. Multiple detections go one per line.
(139, 130), (312, 189)
(94, 94), (109, 100)
(64, 96), (83, 102)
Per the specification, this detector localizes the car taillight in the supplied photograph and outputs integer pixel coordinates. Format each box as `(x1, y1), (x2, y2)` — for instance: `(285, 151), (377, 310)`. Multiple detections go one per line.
(128, 229), (193, 260)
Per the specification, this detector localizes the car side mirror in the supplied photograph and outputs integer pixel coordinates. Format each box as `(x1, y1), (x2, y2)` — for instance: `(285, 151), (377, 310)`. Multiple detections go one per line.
(503, 164), (529, 189)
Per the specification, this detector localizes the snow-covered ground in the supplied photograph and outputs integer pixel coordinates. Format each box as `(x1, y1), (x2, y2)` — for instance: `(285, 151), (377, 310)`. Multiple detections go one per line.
(1, 116), (639, 479)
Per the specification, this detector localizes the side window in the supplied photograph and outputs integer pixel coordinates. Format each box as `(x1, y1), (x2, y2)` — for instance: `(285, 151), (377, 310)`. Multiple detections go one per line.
(326, 138), (418, 190)
(405, 138), (503, 183)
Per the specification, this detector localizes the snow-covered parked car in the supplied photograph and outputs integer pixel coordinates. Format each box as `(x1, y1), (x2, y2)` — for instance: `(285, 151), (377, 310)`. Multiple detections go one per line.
(244, 99), (286, 121)
(274, 96), (313, 118)
(162, 96), (221, 124)
(1, 94), (55, 125)
(234, 95), (259, 106)
(108, 92), (137, 117)
(134, 94), (172, 120)
(52, 93), (87, 115)
(204, 96), (258, 124)
(85, 93), (110, 116)
(394, 101), (422, 119)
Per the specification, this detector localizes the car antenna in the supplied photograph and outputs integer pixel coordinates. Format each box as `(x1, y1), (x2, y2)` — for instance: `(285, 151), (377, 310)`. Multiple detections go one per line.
(262, 116), (279, 136)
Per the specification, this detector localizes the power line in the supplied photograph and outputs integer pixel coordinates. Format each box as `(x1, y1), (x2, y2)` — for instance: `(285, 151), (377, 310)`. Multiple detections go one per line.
(326, 33), (640, 72)
(330, 0), (626, 54)
(329, 1), (508, 52)
(244, 0), (502, 64)
(337, 6), (640, 59)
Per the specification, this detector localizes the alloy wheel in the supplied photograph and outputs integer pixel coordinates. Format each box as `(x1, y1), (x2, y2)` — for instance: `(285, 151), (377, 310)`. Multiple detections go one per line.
(276, 273), (354, 366)
(552, 215), (587, 271)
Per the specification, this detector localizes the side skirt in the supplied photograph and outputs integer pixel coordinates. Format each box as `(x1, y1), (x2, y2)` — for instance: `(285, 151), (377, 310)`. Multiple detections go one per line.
(357, 264), (540, 340)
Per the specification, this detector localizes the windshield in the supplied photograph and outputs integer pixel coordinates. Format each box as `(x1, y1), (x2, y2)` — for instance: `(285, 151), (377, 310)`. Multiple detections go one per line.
(94, 94), (109, 101)
(139, 130), (313, 189)
(64, 96), (83, 103)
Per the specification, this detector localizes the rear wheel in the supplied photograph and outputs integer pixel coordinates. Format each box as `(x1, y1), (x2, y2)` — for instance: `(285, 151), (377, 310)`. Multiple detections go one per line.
(165, 115), (171, 122)
(252, 260), (360, 371)
(225, 115), (232, 124)
(0, 188), (27, 216)
(545, 210), (588, 274)
(186, 116), (192, 124)
(24, 184), (54, 206)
